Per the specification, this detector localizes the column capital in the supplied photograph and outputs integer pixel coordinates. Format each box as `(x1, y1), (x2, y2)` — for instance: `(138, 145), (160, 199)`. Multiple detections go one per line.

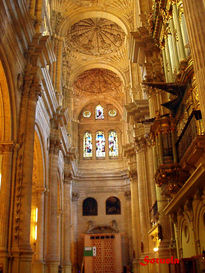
(72, 192), (79, 202)
(49, 137), (61, 155)
(124, 190), (131, 200)
(64, 172), (72, 185)
(135, 137), (147, 152)
(129, 169), (138, 181)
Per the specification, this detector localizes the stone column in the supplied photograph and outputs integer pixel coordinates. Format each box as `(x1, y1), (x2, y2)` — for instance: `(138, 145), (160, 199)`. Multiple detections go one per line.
(55, 36), (64, 105)
(124, 190), (132, 264)
(135, 138), (150, 273)
(63, 157), (72, 273)
(0, 143), (15, 273)
(182, 0), (205, 127)
(46, 135), (61, 273)
(70, 191), (79, 273)
(129, 170), (141, 273)
(11, 79), (41, 273)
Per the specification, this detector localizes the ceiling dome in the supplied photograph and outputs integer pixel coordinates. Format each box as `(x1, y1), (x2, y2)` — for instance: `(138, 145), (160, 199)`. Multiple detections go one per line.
(74, 68), (122, 94)
(68, 18), (125, 56)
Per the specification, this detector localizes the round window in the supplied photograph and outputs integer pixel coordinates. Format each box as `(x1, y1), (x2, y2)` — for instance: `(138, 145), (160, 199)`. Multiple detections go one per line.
(108, 109), (117, 117)
(83, 111), (91, 118)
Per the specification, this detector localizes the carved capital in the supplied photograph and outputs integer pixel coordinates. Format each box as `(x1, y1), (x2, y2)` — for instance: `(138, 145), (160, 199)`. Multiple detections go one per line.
(124, 190), (131, 200)
(64, 169), (72, 183)
(72, 192), (79, 202)
(129, 169), (138, 181)
(135, 137), (147, 152)
(49, 137), (61, 155)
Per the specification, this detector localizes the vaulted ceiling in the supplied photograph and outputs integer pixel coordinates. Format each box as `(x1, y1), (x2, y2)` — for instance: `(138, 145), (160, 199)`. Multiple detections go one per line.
(51, 0), (136, 115)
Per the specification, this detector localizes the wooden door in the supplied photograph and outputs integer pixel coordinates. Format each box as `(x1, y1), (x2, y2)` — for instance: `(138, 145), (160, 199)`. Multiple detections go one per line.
(84, 233), (122, 273)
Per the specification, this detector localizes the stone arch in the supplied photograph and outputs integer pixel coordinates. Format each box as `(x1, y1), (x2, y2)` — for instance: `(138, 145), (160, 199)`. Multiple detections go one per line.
(0, 50), (17, 273)
(0, 58), (16, 142)
(59, 10), (130, 37)
(70, 63), (127, 88)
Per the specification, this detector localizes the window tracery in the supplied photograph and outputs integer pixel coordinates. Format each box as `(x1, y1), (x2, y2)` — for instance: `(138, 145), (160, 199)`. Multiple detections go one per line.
(80, 103), (121, 160)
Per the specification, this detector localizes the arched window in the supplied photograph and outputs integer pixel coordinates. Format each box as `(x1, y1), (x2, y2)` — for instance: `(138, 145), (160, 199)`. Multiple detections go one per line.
(83, 198), (98, 216)
(83, 132), (92, 158)
(96, 131), (105, 157)
(106, 196), (121, 215)
(95, 104), (104, 119)
(108, 131), (119, 157)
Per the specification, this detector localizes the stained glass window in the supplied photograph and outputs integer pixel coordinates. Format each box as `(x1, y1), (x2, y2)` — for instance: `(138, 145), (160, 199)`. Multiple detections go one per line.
(108, 131), (118, 157)
(83, 132), (92, 158)
(96, 131), (105, 157)
(95, 105), (104, 119)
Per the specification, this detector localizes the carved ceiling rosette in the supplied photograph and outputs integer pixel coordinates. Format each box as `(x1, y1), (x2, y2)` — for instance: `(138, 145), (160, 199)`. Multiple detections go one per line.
(68, 18), (125, 56)
(73, 68), (122, 96)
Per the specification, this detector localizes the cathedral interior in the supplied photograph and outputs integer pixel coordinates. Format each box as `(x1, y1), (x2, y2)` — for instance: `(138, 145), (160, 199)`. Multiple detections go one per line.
(0, 0), (205, 273)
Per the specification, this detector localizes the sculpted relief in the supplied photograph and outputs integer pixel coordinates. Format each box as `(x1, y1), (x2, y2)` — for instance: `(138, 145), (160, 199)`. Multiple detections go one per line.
(68, 18), (125, 56)
(74, 68), (122, 95)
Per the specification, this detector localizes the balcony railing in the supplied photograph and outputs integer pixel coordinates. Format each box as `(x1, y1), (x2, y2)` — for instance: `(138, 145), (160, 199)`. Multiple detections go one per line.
(176, 111), (201, 161)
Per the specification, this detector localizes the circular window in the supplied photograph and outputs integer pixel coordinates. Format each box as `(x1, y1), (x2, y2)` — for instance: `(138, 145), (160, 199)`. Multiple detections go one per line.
(83, 111), (91, 118)
(108, 109), (117, 117)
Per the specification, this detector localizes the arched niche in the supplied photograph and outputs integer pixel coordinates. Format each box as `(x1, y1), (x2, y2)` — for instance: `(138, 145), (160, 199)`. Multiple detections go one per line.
(106, 196), (121, 215)
(83, 197), (98, 216)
